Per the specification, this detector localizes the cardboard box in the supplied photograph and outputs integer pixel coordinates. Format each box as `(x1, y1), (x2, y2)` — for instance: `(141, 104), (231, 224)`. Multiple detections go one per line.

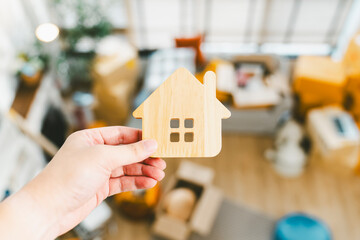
(343, 32), (360, 80)
(307, 106), (360, 174)
(343, 33), (360, 120)
(93, 56), (138, 87)
(152, 161), (222, 240)
(293, 56), (347, 115)
(93, 78), (135, 125)
(92, 37), (139, 88)
(91, 38), (139, 125)
(344, 77), (360, 121)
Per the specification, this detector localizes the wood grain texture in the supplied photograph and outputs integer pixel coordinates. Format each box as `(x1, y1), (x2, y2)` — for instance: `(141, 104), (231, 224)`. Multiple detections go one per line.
(103, 134), (360, 240)
(133, 68), (230, 158)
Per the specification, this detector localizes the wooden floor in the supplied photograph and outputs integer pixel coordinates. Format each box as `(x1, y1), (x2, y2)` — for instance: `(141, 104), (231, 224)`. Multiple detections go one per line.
(104, 134), (360, 240)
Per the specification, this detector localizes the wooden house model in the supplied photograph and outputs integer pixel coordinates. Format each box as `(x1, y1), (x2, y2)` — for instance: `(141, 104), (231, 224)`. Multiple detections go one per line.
(133, 68), (231, 157)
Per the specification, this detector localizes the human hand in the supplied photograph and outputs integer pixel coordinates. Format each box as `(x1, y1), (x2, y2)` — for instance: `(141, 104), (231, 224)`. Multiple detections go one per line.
(0, 126), (165, 239)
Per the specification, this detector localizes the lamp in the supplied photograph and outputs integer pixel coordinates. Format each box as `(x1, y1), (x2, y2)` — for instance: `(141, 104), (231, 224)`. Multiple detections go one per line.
(35, 23), (59, 43)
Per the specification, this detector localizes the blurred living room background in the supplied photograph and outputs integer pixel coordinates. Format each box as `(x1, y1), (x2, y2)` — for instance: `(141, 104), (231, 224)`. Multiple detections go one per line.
(1, 0), (360, 239)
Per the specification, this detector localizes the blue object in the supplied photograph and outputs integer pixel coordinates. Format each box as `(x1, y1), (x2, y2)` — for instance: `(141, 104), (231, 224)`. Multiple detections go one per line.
(274, 213), (332, 240)
(72, 91), (94, 107)
(2, 189), (11, 201)
(21, 63), (37, 77)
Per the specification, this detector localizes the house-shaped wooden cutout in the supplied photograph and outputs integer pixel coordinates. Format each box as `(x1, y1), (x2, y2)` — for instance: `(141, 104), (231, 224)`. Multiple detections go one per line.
(133, 68), (231, 157)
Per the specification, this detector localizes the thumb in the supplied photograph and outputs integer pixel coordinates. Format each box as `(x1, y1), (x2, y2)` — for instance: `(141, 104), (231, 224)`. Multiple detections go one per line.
(98, 139), (158, 170)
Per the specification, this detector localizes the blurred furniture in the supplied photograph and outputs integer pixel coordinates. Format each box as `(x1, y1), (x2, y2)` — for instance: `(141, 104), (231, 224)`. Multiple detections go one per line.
(213, 55), (292, 134)
(216, 55), (286, 109)
(307, 106), (360, 174)
(293, 56), (347, 117)
(175, 35), (206, 68)
(92, 37), (139, 125)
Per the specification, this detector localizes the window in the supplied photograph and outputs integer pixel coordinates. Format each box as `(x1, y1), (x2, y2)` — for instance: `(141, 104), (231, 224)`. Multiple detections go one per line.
(184, 132), (193, 142)
(184, 119), (194, 142)
(170, 132), (180, 142)
(184, 118), (194, 128)
(170, 118), (180, 142)
(170, 118), (179, 128)
(127, 0), (357, 56)
(169, 118), (194, 142)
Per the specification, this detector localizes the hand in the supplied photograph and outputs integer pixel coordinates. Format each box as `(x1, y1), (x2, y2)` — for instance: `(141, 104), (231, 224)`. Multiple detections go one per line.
(0, 126), (165, 239)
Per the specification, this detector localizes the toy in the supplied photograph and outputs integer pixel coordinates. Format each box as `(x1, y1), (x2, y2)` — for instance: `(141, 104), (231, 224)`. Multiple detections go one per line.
(152, 160), (222, 240)
(133, 68), (231, 158)
(265, 120), (307, 177)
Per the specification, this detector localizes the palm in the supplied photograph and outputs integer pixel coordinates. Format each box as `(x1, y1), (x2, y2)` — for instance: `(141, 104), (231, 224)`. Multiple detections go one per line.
(44, 127), (165, 236)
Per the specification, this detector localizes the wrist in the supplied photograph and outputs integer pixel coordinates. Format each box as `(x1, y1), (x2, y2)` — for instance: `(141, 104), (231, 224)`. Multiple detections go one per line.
(0, 187), (60, 239)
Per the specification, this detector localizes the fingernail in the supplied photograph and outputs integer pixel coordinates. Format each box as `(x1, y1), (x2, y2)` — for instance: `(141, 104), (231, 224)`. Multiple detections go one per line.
(143, 139), (158, 152)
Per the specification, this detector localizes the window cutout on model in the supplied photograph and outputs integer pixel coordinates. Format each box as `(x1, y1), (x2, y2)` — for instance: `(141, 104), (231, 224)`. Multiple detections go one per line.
(184, 132), (194, 142)
(170, 132), (180, 142)
(184, 119), (194, 128)
(170, 118), (180, 128)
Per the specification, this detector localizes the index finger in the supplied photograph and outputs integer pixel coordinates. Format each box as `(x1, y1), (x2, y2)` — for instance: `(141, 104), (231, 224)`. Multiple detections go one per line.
(84, 126), (142, 145)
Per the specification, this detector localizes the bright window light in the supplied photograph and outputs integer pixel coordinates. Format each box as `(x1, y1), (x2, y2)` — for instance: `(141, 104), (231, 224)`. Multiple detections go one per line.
(35, 23), (59, 43)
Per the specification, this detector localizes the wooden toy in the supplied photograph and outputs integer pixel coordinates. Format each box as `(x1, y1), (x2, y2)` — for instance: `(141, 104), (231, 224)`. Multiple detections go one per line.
(133, 68), (231, 158)
(152, 160), (222, 240)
